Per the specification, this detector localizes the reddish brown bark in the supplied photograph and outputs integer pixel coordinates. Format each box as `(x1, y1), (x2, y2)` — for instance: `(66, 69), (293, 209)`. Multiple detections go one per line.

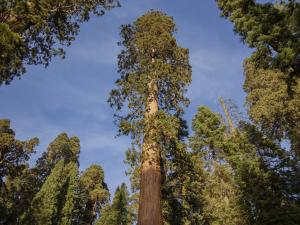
(137, 80), (162, 225)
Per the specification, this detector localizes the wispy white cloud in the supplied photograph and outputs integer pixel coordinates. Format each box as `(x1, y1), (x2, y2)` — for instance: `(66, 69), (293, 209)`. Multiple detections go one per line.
(188, 47), (249, 102)
(69, 38), (120, 65)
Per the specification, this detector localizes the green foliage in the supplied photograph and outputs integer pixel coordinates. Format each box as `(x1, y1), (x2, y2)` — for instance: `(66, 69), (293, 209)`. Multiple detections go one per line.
(0, 0), (119, 85)
(60, 163), (79, 225)
(96, 183), (134, 225)
(109, 10), (191, 142)
(22, 160), (79, 225)
(162, 143), (206, 225)
(109, 11), (195, 224)
(216, 0), (300, 73)
(0, 119), (39, 224)
(244, 60), (300, 157)
(191, 106), (249, 225)
(35, 132), (80, 188)
(216, 0), (300, 158)
(0, 119), (38, 180)
(78, 164), (110, 225)
(0, 120), (110, 225)
(191, 105), (300, 225)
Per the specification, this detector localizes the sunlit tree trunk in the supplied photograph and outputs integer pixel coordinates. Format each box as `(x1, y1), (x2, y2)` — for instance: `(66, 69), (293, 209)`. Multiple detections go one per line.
(138, 78), (162, 225)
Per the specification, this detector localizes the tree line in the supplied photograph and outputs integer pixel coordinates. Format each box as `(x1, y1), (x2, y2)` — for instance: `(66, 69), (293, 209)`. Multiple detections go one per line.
(0, 0), (300, 225)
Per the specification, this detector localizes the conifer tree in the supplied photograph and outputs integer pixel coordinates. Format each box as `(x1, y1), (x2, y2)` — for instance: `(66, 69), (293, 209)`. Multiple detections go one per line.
(96, 183), (133, 225)
(78, 164), (110, 225)
(34, 132), (80, 188)
(59, 163), (79, 225)
(215, 0), (300, 158)
(22, 160), (79, 225)
(109, 11), (191, 225)
(0, 0), (119, 85)
(0, 119), (39, 224)
(162, 143), (206, 225)
(0, 119), (38, 184)
(191, 105), (300, 225)
(190, 106), (249, 225)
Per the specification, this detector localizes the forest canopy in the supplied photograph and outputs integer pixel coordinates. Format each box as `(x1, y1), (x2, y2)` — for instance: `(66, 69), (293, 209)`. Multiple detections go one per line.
(0, 0), (299, 225)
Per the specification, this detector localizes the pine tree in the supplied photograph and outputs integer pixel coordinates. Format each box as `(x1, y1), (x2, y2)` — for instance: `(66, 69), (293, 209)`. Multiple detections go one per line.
(109, 10), (191, 225)
(96, 183), (133, 225)
(0, 0), (119, 85)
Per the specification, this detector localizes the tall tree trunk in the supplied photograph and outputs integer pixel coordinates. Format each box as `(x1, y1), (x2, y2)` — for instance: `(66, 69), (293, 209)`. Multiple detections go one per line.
(138, 79), (163, 225)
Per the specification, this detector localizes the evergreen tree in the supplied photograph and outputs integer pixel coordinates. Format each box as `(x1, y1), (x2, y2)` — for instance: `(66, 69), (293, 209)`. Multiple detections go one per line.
(215, 0), (300, 158)
(22, 160), (79, 225)
(0, 0), (119, 85)
(0, 120), (111, 225)
(109, 11), (191, 225)
(190, 106), (249, 225)
(78, 164), (110, 225)
(230, 122), (300, 225)
(191, 105), (300, 225)
(0, 119), (38, 183)
(59, 163), (79, 225)
(216, 0), (300, 73)
(96, 183), (133, 225)
(0, 119), (39, 224)
(34, 132), (80, 188)
(162, 143), (206, 225)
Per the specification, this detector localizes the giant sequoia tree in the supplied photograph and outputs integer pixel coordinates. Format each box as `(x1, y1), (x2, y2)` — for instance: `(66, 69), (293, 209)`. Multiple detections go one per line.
(215, 0), (300, 158)
(0, 0), (119, 85)
(109, 11), (191, 225)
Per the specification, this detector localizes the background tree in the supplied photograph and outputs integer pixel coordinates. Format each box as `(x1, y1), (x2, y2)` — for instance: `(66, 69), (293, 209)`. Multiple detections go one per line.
(162, 143), (205, 225)
(22, 160), (79, 225)
(0, 119), (38, 224)
(96, 183), (134, 225)
(190, 106), (249, 225)
(34, 132), (80, 188)
(109, 10), (191, 225)
(0, 120), (112, 225)
(215, 0), (300, 158)
(78, 164), (110, 225)
(0, 0), (119, 85)
(191, 105), (300, 225)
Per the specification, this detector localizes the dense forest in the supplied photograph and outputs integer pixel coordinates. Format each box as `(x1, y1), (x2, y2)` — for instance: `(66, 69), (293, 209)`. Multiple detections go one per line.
(0, 0), (300, 225)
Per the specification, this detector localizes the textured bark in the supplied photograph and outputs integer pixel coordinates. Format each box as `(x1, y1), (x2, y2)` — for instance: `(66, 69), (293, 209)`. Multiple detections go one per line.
(138, 79), (162, 225)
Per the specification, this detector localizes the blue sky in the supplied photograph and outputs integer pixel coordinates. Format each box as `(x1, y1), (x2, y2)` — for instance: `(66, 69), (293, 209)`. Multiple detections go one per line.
(0, 0), (252, 193)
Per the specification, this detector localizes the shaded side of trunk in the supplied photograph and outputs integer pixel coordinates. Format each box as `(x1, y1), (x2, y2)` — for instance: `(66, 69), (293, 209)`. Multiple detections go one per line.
(138, 80), (162, 225)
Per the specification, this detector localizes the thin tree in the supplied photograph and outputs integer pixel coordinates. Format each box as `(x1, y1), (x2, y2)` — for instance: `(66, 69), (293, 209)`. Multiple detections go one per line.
(109, 11), (191, 225)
